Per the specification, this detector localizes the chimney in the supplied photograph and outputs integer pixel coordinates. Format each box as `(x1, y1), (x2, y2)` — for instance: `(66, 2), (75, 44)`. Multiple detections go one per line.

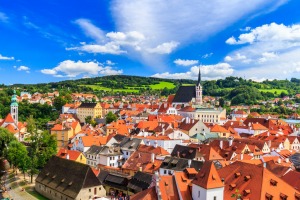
(177, 151), (180, 158)
(240, 153), (243, 160)
(220, 140), (223, 149)
(278, 158), (281, 164)
(188, 159), (192, 168)
(285, 158), (289, 163)
(268, 140), (271, 148)
(66, 154), (69, 160)
(154, 141), (158, 148)
(263, 162), (266, 168)
(192, 119), (194, 123)
(229, 138), (233, 146)
(151, 153), (155, 163)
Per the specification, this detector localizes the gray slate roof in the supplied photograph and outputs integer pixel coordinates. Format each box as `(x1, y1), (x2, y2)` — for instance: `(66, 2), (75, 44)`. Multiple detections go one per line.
(172, 86), (196, 103)
(35, 156), (101, 199)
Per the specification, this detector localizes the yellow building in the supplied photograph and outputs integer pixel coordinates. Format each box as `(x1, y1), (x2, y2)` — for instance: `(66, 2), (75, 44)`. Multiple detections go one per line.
(51, 121), (81, 149)
(56, 148), (87, 164)
(77, 102), (102, 123)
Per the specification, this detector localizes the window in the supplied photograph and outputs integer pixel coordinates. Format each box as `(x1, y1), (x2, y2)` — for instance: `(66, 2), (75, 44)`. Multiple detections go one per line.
(164, 170), (167, 174)
(214, 196), (217, 200)
(198, 191), (200, 197)
(89, 189), (91, 192)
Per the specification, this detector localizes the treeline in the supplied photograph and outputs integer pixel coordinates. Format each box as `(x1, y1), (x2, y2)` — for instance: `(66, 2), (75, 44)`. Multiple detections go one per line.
(6, 75), (300, 106)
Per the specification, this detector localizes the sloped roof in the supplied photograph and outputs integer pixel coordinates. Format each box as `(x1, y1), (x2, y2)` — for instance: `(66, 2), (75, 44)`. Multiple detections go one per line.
(35, 156), (100, 199)
(192, 160), (223, 189)
(173, 86), (195, 103)
(130, 186), (158, 200)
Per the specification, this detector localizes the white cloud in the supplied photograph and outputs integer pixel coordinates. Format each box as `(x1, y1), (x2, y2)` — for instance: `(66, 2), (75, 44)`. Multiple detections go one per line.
(67, 43), (126, 55)
(224, 53), (247, 62)
(106, 60), (115, 65)
(0, 12), (8, 23)
(226, 22), (300, 45)
(152, 63), (234, 80)
(17, 66), (30, 71)
(146, 41), (179, 54)
(225, 23), (300, 80)
(112, 0), (287, 47)
(174, 59), (199, 66)
(41, 69), (57, 75)
(40, 60), (123, 77)
(74, 19), (106, 43)
(202, 53), (213, 59)
(0, 54), (14, 60)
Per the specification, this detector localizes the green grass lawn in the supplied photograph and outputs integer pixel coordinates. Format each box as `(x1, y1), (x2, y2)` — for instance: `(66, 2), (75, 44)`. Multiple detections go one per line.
(259, 89), (288, 94)
(80, 81), (175, 92)
(182, 83), (194, 86)
(26, 188), (49, 200)
(149, 81), (176, 89)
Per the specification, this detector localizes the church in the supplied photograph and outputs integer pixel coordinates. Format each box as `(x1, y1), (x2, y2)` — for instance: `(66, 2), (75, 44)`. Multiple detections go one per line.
(172, 67), (203, 107)
(172, 67), (226, 124)
(0, 90), (26, 141)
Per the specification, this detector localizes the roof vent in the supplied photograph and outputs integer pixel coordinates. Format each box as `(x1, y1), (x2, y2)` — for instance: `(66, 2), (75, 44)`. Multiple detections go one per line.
(229, 183), (236, 190)
(244, 175), (251, 181)
(52, 175), (57, 179)
(61, 178), (65, 183)
(243, 189), (251, 196)
(234, 172), (241, 178)
(68, 181), (73, 186)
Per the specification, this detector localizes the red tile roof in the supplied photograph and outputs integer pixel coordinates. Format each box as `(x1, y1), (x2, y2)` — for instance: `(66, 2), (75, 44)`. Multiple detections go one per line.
(192, 161), (223, 189)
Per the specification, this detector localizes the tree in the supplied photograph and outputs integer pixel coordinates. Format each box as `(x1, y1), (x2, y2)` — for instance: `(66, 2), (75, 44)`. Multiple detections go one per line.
(106, 112), (117, 124)
(6, 141), (29, 176)
(53, 96), (67, 111)
(26, 116), (57, 183)
(0, 127), (17, 156)
(219, 98), (225, 107)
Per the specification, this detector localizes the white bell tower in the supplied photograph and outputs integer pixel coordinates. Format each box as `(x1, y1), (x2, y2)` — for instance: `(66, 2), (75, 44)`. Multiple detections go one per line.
(195, 67), (203, 105)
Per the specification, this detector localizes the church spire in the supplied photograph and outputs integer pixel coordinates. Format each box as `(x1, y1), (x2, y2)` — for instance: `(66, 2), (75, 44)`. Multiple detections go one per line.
(10, 89), (18, 125)
(197, 66), (201, 86)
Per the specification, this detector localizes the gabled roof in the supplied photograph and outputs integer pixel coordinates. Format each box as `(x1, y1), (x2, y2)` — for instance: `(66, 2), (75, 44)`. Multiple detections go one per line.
(173, 172), (192, 200)
(130, 186), (158, 200)
(127, 171), (153, 192)
(172, 86), (195, 103)
(218, 161), (298, 199)
(192, 161), (223, 189)
(56, 148), (83, 161)
(0, 113), (15, 126)
(159, 175), (180, 200)
(35, 156), (101, 199)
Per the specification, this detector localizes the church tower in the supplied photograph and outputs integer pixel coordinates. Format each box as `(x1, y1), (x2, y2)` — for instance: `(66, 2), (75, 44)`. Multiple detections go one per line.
(195, 67), (203, 105)
(10, 90), (18, 125)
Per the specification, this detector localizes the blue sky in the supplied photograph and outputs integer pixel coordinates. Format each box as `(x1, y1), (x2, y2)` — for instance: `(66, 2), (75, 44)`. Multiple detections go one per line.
(1, 0), (300, 84)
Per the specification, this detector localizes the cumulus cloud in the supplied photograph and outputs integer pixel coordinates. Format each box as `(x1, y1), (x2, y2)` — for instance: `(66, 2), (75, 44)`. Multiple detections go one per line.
(225, 22), (300, 80)
(152, 63), (234, 80)
(16, 66), (30, 73)
(0, 54), (14, 60)
(174, 59), (199, 66)
(17, 66), (30, 71)
(67, 43), (126, 55)
(41, 60), (123, 77)
(226, 23), (300, 45)
(146, 41), (179, 54)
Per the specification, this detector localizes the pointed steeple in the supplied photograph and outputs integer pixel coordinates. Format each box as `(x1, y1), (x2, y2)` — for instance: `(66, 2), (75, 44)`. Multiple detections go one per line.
(197, 66), (201, 86)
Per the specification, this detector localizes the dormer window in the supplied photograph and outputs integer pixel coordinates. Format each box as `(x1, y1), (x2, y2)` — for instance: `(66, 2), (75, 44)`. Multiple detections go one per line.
(270, 179), (277, 186)
(280, 193), (287, 200)
(243, 189), (250, 196)
(266, 193), (273, 200)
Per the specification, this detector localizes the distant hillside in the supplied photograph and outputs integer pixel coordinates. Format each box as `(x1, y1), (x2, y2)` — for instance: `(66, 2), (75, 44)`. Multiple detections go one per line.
(9, 76), (300, 105)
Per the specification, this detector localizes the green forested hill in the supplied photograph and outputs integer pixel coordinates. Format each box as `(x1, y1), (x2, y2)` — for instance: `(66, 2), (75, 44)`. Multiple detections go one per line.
(6, 76), (300, 105)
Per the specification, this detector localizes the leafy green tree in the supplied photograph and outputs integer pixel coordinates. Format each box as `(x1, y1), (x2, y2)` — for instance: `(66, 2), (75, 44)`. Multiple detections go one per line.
(106, 112), (117, 124)
(219, 98), (225, 107)
(26, 116), (57, 183)
(6, 141), (29, 175)
(53, 96), (67, 111)
(0, 127), (17, 156)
